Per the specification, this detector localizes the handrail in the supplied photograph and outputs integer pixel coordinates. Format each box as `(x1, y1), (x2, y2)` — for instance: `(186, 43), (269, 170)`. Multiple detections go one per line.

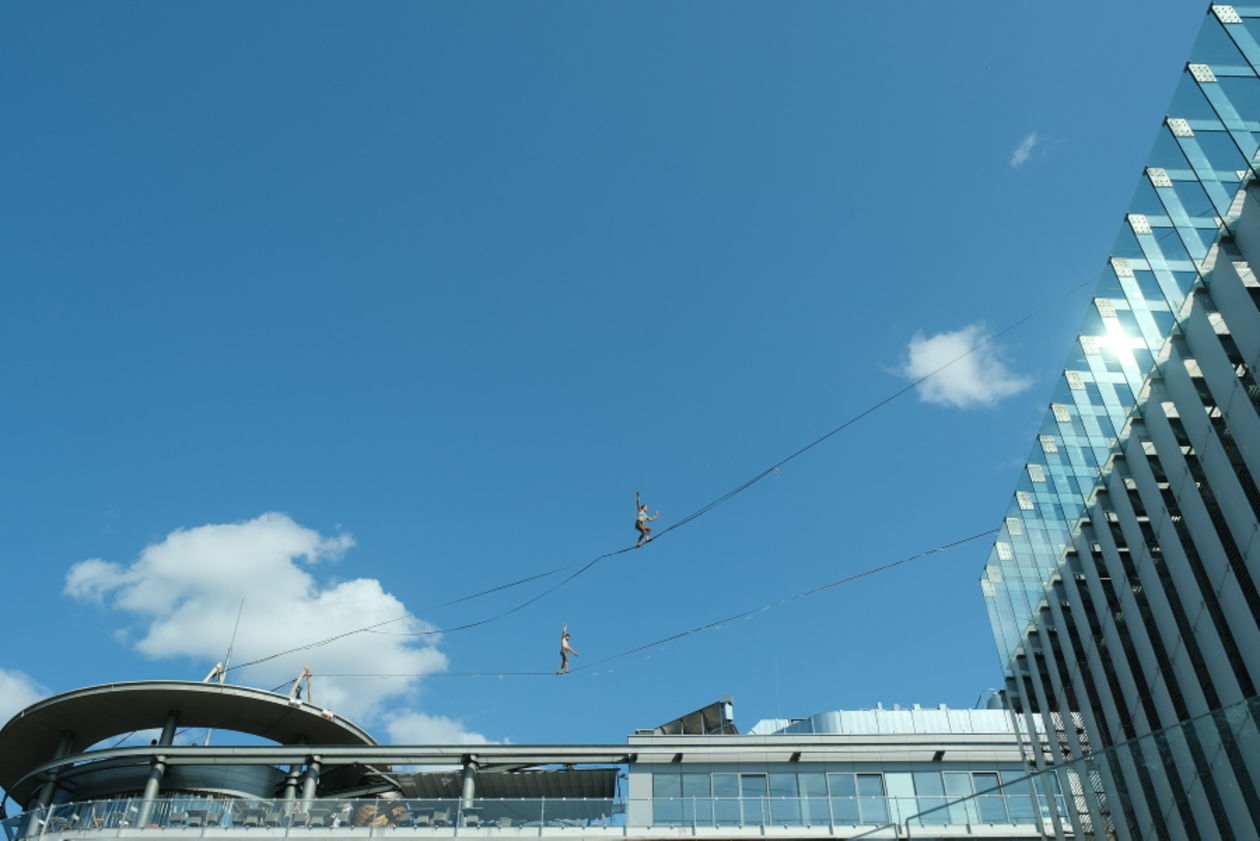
(2, 792), (1058, 840)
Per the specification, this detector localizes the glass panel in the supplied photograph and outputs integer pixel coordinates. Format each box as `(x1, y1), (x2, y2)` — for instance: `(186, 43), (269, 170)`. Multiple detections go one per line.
(827, 773), (855, 796)
(804, 798), (830, 825)
(652, 773), (681, 797)
(713, 774), (740, 826)
(684, 798), (713, 827)
(769, 773), (798, 797)
(712, 774), (738, 798)
(830, 797), (859, 825)
(769, 798), (799, 825)
(768, 773), (800, 824)
(1000, 773), (1037, 824)
(912, 772), (943, 795)
(681, 773), (709, 798)
(651, 798), (682, 827)
(977, 795), (1008, 824)
(799, 772), (828, 824)
(859, 797), (889, 826)
(974, 772), (1007, 823)
(740, 775), (767, 797)
(741, 775), (767, 825)
(798, 772), (826, 797)
(856, 774), (885, 796)
(912, 770), (948, 824)
(652, 773), (682, 825)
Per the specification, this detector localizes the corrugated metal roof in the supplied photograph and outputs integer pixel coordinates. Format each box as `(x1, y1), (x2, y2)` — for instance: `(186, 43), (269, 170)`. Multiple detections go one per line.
(399, 769), (616, 799)
(762, 707), (1020, 735)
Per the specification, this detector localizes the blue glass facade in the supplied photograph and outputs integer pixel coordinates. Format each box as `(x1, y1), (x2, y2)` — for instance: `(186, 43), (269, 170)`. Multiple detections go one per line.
(982, 5), (1260, 669)
(647, 767), (1057, 830)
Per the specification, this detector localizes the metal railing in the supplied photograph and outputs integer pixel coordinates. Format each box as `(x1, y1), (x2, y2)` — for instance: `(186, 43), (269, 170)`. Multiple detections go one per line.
(1, 793), (1052, 839)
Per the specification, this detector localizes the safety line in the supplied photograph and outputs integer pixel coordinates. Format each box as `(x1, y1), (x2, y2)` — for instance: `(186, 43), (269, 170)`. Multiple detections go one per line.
(568, 527), (999, 673)
(307, 528), (997, 681)
(224, 238), (1138, 680)
(223, 548), (637, 674)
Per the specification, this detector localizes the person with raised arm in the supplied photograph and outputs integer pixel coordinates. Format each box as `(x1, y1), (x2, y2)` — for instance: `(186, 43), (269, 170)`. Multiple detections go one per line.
(635, 491), (659, 547)
(556, 624), (579, 674)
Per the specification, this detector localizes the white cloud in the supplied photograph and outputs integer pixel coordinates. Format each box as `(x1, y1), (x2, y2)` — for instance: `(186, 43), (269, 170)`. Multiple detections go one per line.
(62, 513), (487, 739)
(1010, 131), (1039, 168)
(385, 711), (493, 745)
(0, 668), (48, 725)
(899, 324), (1032, 409)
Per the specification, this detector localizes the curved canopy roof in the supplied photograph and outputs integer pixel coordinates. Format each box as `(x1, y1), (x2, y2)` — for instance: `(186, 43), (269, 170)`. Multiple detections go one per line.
(0, 681), (375, 796)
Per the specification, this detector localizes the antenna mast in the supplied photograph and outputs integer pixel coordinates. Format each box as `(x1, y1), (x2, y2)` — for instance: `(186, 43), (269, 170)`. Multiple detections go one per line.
(203, 599), (245, 747)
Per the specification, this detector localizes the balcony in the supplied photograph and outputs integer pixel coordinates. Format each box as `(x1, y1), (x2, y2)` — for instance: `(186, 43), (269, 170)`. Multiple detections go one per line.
(2, 794), (1057, 840)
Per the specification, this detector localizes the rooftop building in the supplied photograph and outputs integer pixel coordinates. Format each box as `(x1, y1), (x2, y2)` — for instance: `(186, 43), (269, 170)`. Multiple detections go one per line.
(0, 682), (1062, 841)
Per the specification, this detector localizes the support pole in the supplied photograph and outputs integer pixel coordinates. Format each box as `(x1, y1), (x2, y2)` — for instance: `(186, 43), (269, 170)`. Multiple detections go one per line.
(27, 732), (74, 836)
(283, 767), (302, 804)
(301, 756), (322, 806)
(137, 712), (179, 827)
(284, 737), (307, 811)
(461, 756), (477, 809)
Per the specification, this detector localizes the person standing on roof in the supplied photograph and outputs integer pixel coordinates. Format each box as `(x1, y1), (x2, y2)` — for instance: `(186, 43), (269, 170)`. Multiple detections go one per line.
(556, 624), (579, 674)
(635, 491), (659, 547)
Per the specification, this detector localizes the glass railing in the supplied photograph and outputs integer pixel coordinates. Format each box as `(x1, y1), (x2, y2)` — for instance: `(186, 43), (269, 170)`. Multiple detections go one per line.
(644, 794), (1047, 829)
(2, 793), (1044, 838)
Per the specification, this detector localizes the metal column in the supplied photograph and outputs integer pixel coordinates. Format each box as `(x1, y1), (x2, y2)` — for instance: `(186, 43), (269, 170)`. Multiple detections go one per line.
(137, 712), (180, 827)
(27, 732), (74, 836)
(301, 756), (322, 805)
(460, 756), (478, 820)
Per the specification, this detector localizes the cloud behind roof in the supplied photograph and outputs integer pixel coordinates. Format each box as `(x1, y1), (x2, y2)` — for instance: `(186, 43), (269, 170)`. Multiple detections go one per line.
(64, 513), (490, 742)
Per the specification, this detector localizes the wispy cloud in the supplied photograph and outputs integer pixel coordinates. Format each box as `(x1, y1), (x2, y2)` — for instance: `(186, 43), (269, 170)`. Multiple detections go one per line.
(64, 513), (492, 742)
(1010, 131), (1039, 168)
(385, 711), (494, 745)
(899, 324), (1032, 409)
(0, 668), (47, 724)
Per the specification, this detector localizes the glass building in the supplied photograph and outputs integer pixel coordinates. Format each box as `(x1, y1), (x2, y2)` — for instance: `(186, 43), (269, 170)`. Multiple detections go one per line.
(981, 6), (1260, 840)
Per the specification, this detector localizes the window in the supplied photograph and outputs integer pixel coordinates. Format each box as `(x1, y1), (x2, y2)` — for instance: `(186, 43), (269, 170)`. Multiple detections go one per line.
(652, 773), (681, 798)
(857, 774), (888, 825)
(798, 773), (829, 825)
(652, 773), (682, 825)
(913, 772), (948, 825)
(1000, 772), (1037, 823)
(973, 773), (1007, 823)
(740, 774), (768, 826)
(827, 774), (859, 824)
(682, 773), (711, 826)
(712, 774), (739, 827)
(769, 774), (799, 824)
(942, 773), (974, 825)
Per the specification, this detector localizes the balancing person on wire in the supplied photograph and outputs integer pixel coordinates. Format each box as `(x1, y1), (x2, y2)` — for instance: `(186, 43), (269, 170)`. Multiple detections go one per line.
(556, 624), (579, 674)
(635, 491), (659, 547)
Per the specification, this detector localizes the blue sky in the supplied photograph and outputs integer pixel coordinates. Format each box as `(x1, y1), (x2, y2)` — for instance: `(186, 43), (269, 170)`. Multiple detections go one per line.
(1, 1), (1206, 761)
